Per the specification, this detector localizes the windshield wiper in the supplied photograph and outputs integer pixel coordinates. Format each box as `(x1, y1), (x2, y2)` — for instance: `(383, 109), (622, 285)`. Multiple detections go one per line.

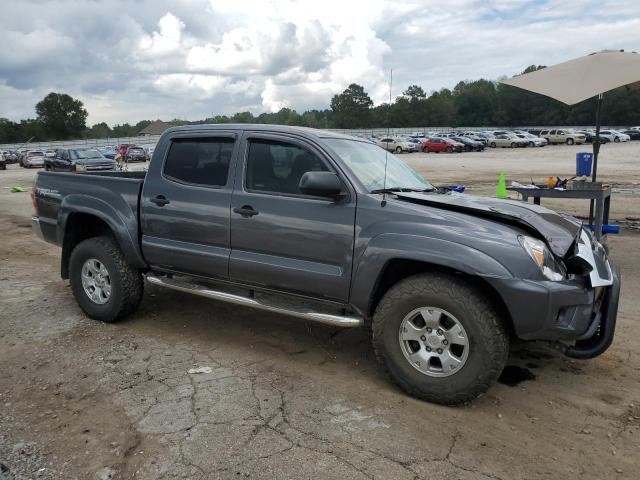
(370, 187), (434, 194)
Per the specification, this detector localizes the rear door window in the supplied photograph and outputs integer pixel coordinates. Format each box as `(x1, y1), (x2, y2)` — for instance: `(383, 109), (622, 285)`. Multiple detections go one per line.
(163, 138), (234, 187)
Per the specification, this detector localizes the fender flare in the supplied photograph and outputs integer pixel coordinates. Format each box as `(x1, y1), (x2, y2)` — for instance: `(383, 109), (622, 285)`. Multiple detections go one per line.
(349, 233), (513, 317)
(58, 194), (147, 270)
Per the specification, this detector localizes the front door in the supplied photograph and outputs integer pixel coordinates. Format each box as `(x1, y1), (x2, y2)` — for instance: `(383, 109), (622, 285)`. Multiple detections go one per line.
(140, 132), (238, 279)
(229, 133), (356, 302)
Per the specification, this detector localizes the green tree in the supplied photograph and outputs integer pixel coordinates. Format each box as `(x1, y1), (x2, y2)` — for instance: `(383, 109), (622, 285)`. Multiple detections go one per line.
(330, 83), (373, 128)
(35, 92), (88, 140)
(403, 85), (426, 100)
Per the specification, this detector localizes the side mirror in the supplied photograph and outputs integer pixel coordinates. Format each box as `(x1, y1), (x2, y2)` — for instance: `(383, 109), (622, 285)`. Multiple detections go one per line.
(299, 171), (344, 199)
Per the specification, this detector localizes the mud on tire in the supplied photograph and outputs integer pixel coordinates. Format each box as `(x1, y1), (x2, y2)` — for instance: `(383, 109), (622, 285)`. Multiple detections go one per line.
(69, 235), (143, 323)
(372, 272), (509, 405)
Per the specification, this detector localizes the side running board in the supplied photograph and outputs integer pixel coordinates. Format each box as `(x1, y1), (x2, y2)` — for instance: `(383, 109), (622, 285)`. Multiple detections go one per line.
(145, 274), (364, 328)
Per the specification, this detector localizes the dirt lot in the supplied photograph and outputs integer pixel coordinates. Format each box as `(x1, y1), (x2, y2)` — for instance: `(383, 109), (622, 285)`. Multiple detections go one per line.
(1, 143), (639, 480)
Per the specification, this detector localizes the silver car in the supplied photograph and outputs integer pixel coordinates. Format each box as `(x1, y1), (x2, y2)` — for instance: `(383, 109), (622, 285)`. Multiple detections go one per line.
(21, 150), (46, 168)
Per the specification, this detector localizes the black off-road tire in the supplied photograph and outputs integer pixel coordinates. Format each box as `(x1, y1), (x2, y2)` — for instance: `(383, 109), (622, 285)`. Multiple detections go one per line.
(372, 272), (509, 405)
(69, 235), (143, 323)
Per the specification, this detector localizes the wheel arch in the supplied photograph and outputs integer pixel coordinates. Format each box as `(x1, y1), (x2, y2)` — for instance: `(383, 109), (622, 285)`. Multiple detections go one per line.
(366, 258), (514, 337)
(59, 201), (146, 279)
(349, 234), (515, 335)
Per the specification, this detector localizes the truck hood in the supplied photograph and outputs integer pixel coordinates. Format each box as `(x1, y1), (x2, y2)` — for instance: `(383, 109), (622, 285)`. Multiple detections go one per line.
(395, 192), (581, 257)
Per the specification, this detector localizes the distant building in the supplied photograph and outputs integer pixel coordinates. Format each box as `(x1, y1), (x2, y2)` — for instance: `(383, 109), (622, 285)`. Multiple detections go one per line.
(138, 120), (178, 136)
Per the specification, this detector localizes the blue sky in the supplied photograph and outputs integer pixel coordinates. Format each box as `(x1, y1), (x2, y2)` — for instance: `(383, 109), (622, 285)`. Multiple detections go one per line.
(1, 0), (639, 125)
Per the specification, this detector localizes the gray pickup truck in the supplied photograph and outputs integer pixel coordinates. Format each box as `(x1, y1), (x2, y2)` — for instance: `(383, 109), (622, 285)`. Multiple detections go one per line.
(32, 124), (620, 404)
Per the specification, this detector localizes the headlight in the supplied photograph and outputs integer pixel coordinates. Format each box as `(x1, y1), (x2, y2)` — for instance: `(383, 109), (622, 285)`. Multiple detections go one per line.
(518, 235), (565, 281)
(75, 164), (87, 172)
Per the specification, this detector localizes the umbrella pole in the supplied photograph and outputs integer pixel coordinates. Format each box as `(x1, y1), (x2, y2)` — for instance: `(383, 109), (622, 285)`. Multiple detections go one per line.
(589, 93), (603, 225)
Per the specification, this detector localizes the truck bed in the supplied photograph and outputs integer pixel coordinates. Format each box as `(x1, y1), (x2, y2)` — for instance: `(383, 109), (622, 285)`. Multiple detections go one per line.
(33, 171), (147, 268)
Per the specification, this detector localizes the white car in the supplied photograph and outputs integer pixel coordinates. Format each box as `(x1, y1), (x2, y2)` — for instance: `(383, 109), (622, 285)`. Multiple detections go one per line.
(376, 137), (418, 153)
(515, 132), (548, 147)
(599, 130), (630, 142)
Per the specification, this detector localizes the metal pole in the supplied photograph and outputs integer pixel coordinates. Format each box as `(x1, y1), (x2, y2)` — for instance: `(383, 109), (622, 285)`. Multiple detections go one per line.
(588, 93), (603, 225)
(592, 93), (603, 182)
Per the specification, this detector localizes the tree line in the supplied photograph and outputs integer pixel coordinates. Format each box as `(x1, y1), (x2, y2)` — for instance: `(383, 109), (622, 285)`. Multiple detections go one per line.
(2, 66), (639, 144)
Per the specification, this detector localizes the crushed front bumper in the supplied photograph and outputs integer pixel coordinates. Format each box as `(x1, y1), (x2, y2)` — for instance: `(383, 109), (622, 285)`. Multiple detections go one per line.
(486, 227), (620, 359)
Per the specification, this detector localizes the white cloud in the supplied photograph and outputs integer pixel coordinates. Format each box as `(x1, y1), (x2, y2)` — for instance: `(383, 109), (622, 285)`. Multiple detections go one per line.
(1, 0), (640, 125)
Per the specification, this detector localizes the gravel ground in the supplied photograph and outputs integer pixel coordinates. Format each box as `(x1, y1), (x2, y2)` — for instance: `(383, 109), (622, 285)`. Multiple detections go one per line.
(1, 143), (639, 480)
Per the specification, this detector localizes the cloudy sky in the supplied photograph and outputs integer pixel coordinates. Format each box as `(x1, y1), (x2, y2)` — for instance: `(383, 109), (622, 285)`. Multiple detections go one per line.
(1, 0), (639, 126)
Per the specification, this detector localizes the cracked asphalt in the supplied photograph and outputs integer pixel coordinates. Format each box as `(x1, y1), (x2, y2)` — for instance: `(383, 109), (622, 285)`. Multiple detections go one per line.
(1, 151), (639, 479)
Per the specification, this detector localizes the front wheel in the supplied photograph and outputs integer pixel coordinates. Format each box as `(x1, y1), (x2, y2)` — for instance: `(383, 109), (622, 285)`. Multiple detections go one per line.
(69, 235), (143, 323)
(510, 142), (516, 148)
(395, 146), (403, 153)
(566, 138), (575, 145)
(446, 147), (454, 153)
(490, 142), (496, 148)
(614, 137), (620, 143)
(372, 273), (509, 405)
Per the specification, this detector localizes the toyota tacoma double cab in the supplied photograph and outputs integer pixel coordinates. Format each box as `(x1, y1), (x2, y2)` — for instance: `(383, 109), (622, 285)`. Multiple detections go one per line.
(31, 124), (620, 405)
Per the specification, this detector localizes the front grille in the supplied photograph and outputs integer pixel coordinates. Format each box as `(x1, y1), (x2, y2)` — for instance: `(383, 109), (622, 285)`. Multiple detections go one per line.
(86, 164), (114, 171)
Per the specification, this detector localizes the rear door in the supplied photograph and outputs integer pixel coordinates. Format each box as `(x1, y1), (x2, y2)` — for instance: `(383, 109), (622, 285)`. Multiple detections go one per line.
(228, 132), (356, 302)
(140, 131), (238, 279)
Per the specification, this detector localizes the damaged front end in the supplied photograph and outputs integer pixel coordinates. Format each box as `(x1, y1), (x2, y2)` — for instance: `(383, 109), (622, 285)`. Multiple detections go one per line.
(392, 191), (621, 358)
(562, 229), (620, 359)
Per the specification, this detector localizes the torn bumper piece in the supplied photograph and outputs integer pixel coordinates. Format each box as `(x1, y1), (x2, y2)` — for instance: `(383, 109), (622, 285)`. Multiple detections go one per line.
(564, 263), (620, 359)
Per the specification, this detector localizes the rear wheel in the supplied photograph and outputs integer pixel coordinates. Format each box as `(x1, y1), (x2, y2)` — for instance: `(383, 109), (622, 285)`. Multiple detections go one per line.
(490, 142), (496, 148)
(566, 138), (575, 145)
(69, 235), (143, 323)
(372, 273), (509, 405)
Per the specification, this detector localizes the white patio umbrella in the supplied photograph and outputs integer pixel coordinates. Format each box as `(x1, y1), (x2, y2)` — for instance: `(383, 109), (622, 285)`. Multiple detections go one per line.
(501, 50), (640, 182)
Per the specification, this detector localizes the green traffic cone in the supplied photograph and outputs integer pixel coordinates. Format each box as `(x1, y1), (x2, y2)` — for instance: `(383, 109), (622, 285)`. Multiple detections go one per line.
(496, 172), (508, 199)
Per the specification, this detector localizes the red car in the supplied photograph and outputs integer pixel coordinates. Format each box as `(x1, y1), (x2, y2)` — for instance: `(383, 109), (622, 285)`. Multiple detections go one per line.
(420, 137), (465, 153)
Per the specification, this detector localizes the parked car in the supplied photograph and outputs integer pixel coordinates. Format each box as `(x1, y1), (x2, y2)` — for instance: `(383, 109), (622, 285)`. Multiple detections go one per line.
(620, 129), (640, 140)
(5, 150), (19, 164)
(44, 148), (116, 172)
(515, 133), (547, 147)
(575, 130), (610, 144)
(98, 147), (117, 159)
(376, 137), (418, 153)
(45, 150), (56, 158)
(32, 123), (620, 405)
(459, 133), (488, 145)
(540, 129), (586, 145)
(599, 130), (630, 143)
(449, 136), (484, 151)
(20, 150), (46, 168)
(628, 126), (640, 131)
(124, 146), (148, 162)
(488, 134), (527, 148)
(420, 137), (464, 153)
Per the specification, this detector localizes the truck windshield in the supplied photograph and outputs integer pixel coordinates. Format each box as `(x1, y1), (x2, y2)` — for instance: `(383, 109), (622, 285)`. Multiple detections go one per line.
(324, 138), (432, 193)
(72, 149), (103, 159)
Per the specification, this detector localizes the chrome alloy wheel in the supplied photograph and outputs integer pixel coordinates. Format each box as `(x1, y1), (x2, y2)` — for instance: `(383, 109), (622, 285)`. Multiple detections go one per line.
(399, 307), (469, 377)
(81, 258), (112, 305)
